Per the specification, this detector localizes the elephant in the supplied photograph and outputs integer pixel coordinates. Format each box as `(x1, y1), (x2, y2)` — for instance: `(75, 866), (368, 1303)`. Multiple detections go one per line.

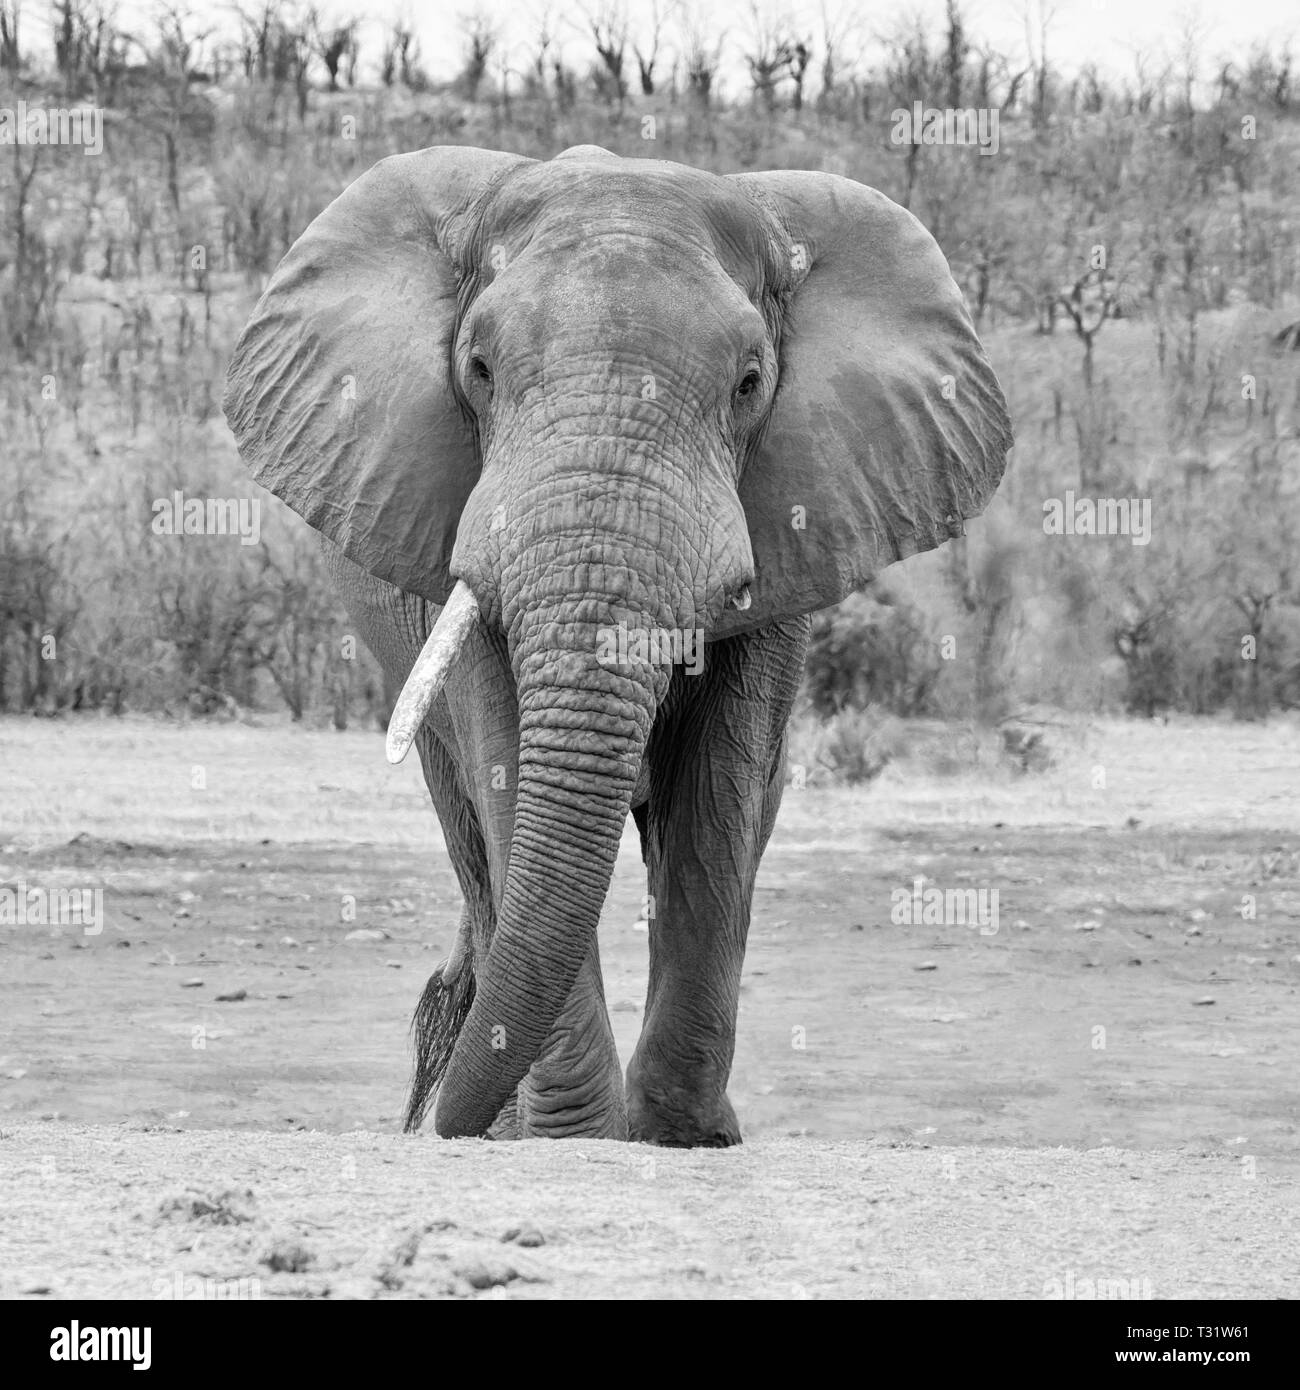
(222, 144), (1012, 1147)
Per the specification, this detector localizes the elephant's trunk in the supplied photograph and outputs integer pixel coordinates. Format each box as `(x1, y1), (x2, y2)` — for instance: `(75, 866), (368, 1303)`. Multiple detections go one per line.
(432, 584), (672, 1138)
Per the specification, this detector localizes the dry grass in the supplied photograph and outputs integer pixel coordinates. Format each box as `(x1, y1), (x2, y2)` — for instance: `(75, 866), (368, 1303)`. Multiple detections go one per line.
(6, 712), (1300, 854)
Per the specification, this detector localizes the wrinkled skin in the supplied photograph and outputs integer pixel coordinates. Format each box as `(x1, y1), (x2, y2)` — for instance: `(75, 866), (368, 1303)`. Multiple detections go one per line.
(224, 145), (1012, 1145)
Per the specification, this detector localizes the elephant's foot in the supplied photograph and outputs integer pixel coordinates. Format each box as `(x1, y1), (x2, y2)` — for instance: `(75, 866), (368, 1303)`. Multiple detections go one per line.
(518, 1083), (628, 1140)
(485, 1092), (521, 1140)
(625, 1067), (742, 1148)
(518, 1053), (628, 1139)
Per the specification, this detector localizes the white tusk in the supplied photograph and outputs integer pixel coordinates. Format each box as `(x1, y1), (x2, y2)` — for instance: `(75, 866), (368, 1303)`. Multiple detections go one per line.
(386, 580), (480, 765)
(731, 585), (752, 611)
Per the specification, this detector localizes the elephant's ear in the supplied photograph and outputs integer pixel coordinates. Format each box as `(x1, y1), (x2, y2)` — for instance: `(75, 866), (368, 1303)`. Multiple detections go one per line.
(223, 146), (532, 603)
(716, 170), (1013, 636)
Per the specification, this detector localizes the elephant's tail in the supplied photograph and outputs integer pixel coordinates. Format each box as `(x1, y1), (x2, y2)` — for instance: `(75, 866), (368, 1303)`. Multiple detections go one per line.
(403, 957), (475, 1133)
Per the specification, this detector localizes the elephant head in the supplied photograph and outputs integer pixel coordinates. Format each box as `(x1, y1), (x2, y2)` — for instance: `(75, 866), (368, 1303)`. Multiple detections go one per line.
(223, 144), (1012, 1139)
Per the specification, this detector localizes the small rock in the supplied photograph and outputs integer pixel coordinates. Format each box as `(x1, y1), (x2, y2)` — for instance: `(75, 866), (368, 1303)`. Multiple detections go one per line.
(280, 936), (300, 947)
(501, 1225), (546, 1248)
(384, 960), (403, 969)
(215, 988), (247, 1002)
(1193, 996), (1216, 1006)
(181, 978), (204, 989)
(630, 919), (649, 933)
(914, 961), (938, 972)
(344, 929), (388, 942)
(262, 1240), (314, 1273)
(1127, 958), (1142, 966)
(454, 1257), (518, 1290)
(611, 999), (639, 1012)
(157, 1188), (257, 1226)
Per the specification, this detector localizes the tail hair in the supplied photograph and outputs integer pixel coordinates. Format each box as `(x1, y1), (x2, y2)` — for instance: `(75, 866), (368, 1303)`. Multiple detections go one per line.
(403, 960), (475, 1133)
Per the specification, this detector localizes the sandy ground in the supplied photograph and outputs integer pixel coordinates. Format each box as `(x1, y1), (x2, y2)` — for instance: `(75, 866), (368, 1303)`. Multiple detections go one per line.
(2, 714), (1299, 1298)
(2, 1125), (1294, 1300)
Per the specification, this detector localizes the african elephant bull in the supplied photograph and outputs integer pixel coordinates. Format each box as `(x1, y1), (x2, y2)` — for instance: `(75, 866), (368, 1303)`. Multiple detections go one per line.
(223, 144), (1012, 1146)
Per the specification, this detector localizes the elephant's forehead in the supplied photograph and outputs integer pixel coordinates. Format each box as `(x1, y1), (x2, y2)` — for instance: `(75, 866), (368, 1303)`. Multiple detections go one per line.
(482, 244), (755, 353)
(481, 159), (773, 276)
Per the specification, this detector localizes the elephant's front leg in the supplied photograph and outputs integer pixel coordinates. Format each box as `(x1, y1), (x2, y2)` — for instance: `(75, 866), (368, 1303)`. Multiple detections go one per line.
(626, 619), (809, 1147)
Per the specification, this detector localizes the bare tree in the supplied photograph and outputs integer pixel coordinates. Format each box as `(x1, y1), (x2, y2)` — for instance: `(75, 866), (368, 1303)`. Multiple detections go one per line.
(52, 0), (122, 96)
(942, 0), (966, 108)
(882, 18), (940, 207)
(678, 8), (723, 110)
(311, 12), (357, 93)
(1022, 0), (1058, 131)
(152, 3), (213, 220)
(581, 1), (628, 103)
(456, 7), (495, 100)
(971, 41), (1030, 110)
(1173, 5), (1205, 117)
(1241, 39), (1292, 110)
(154, 2), (210, 82)
(744, 3), (797, 113)
(524, 2), (554, 97)
(233, 1), (274, 81)
(382, 16), (424, 90)
(1122, 45), (1169, 115)
(789, 39), (811, 112)
(632, 0), (669, 95)
(1, 0), (21, 73)
(816, 1), (858, 114)
(1074, 61), (1104, 113)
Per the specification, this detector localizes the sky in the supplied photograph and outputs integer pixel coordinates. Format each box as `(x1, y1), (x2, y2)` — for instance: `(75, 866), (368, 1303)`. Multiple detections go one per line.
(29, 0), (1300, 97)
(345, 0), (1297, 92)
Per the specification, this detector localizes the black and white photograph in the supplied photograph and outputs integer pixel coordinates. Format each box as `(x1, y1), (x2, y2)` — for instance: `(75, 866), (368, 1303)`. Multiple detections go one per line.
(0, 0), (1296, 1326)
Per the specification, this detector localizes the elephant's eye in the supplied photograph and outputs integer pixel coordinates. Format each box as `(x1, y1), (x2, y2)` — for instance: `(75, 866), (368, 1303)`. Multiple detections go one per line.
(735, 369), (761, 402)
(469, 354), (493, 389)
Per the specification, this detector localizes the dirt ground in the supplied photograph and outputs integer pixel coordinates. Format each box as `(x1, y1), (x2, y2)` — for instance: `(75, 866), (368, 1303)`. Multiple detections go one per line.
(1, 1126), (1293, 1299)
(2, 714), (1298, 1298)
